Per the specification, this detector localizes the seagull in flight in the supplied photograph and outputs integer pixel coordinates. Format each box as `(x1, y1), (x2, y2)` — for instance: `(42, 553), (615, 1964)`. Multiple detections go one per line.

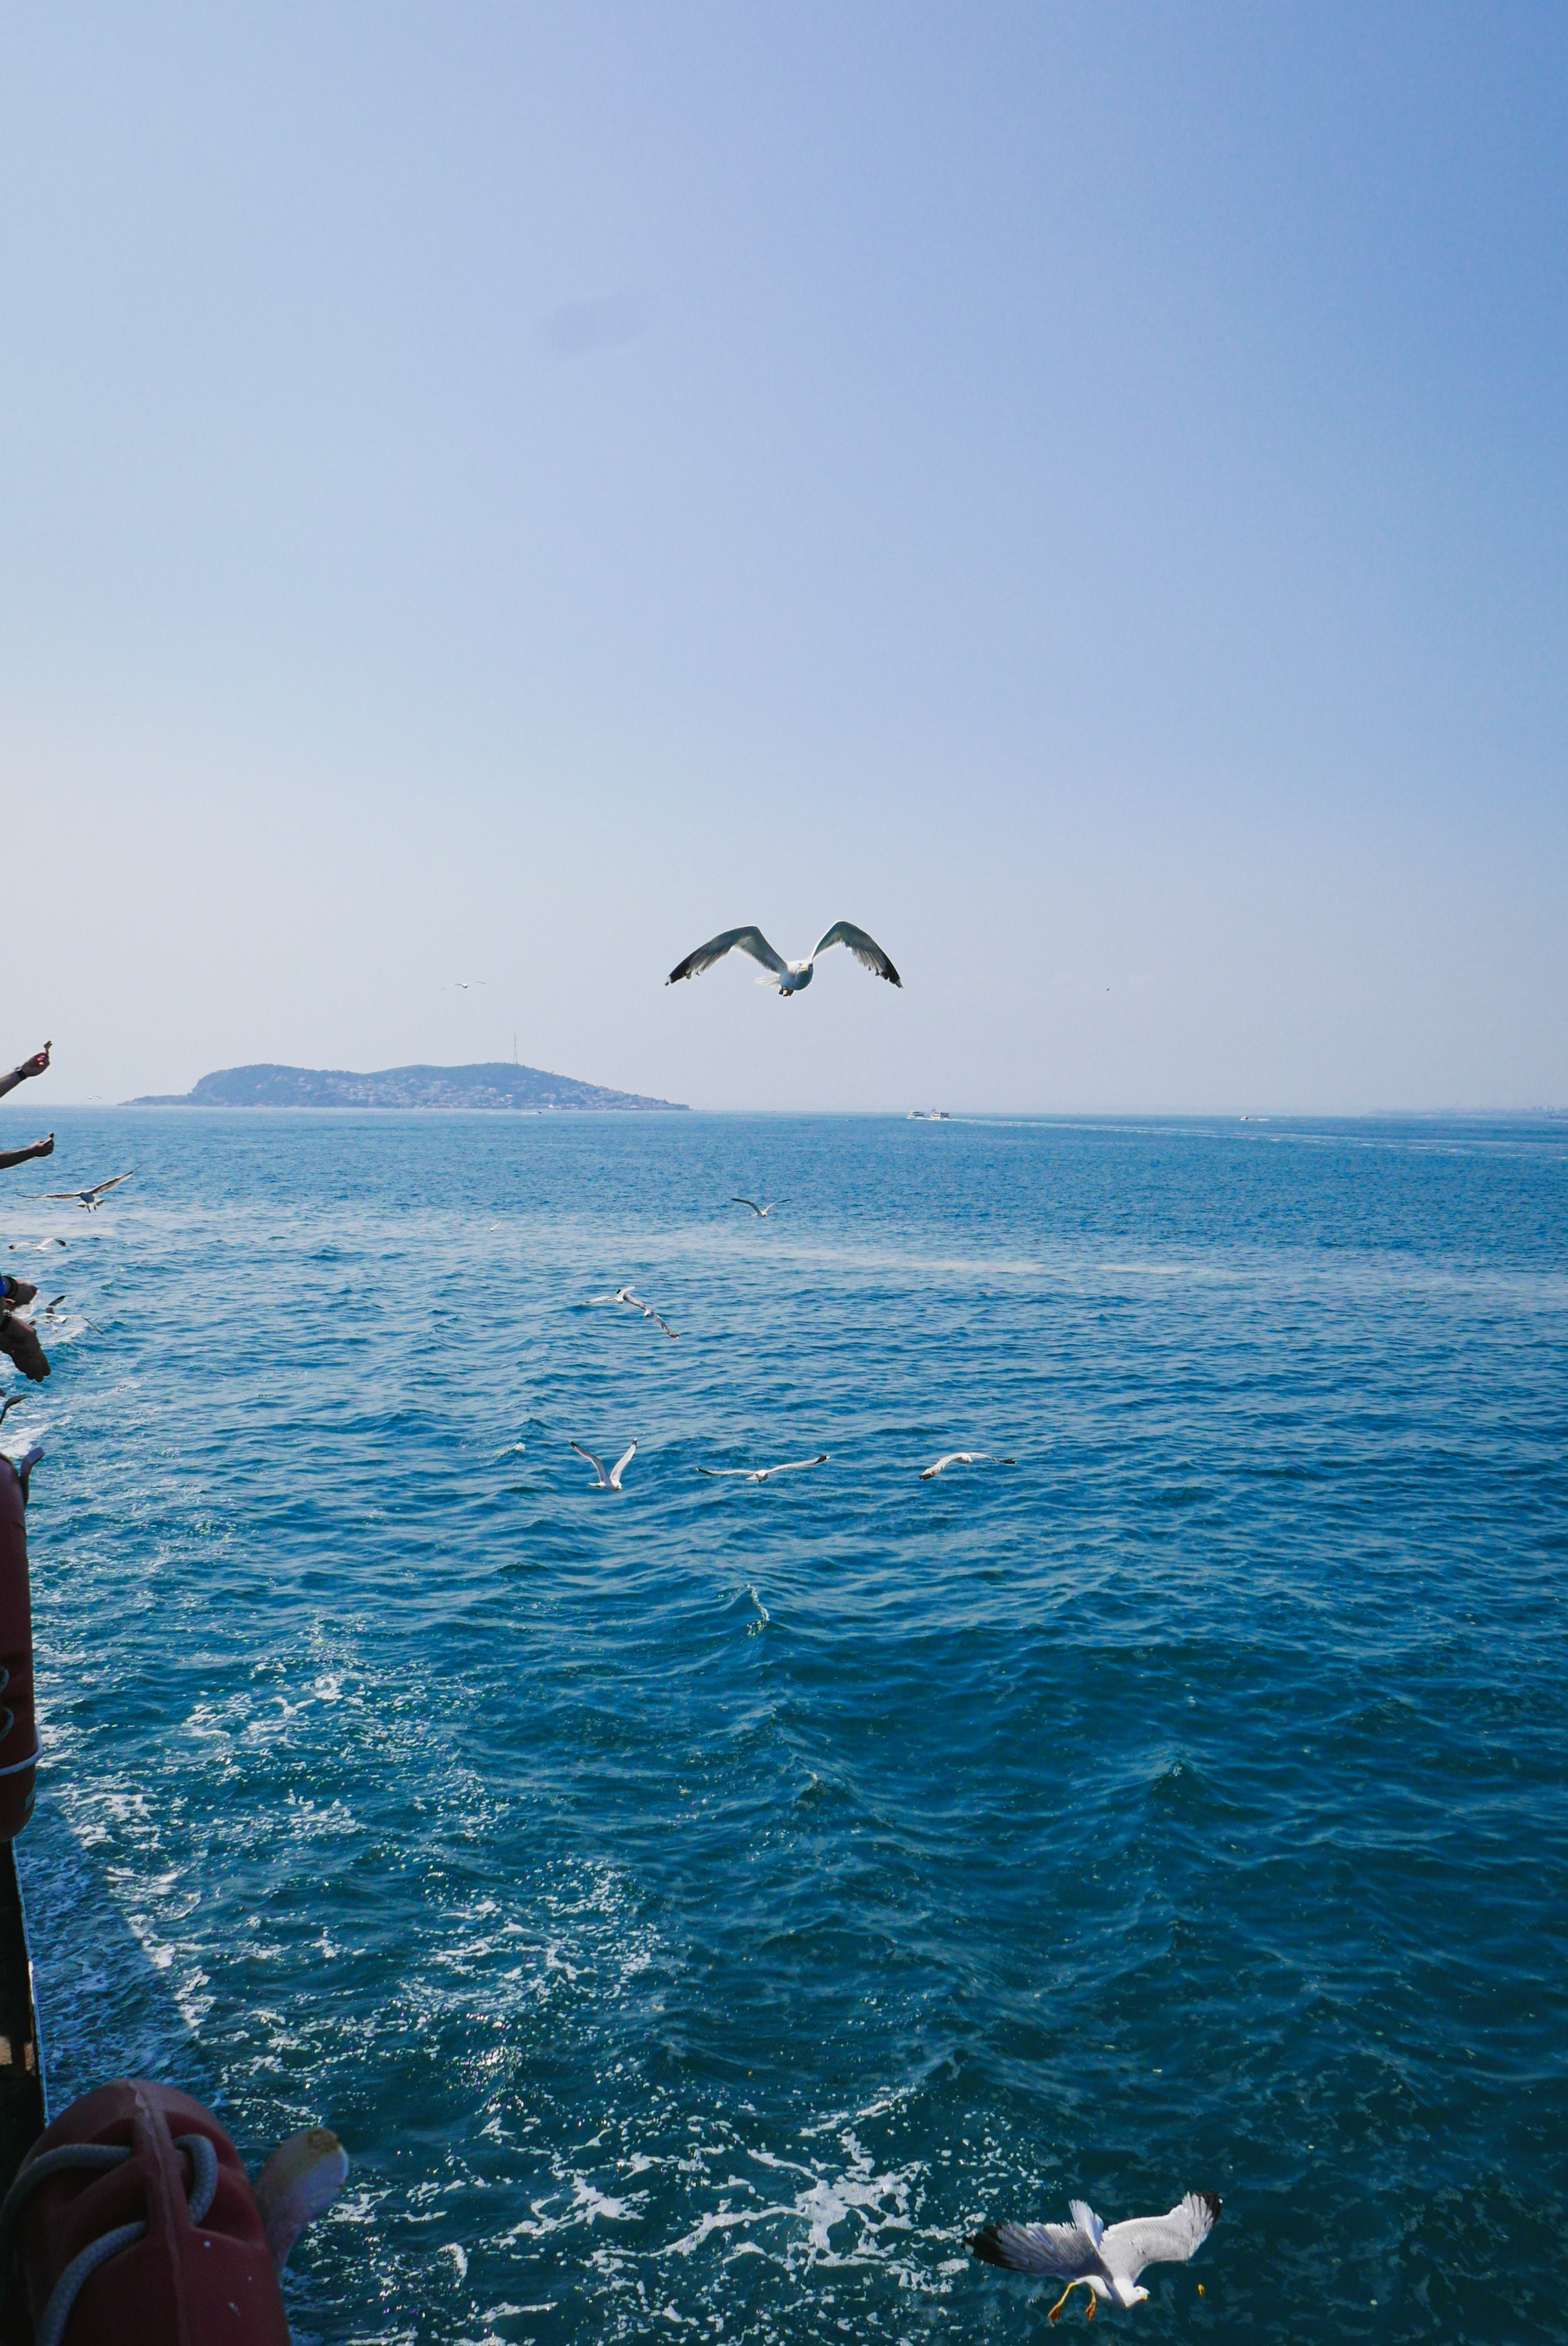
(40, 1169), (137, 1211)
(450, 979), (487, 990)
(590, 1286), (679, 1338)
(570, 1439), (637, 1492)
(699, 1453), (828, 1485)
(34, 1294), (102, 1335)
(919, 1451), (1016, 1479)
(970, 2192), (1221, 2322)
(731, 1197), (786, 1218)
(667, 922), (901, 996)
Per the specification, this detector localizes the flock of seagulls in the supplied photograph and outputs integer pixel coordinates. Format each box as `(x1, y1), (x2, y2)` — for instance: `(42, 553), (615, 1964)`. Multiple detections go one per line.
(569, 1424), (1015, 1494)
(577, 922), (990, 1499)
(569, 1435), (1017, 1493)
(0, 942), (1223, 2318)
(574, 1172), (1016, 1500)
(575, 1233), (1010, 1500)
(589, 929), (1222, 2317)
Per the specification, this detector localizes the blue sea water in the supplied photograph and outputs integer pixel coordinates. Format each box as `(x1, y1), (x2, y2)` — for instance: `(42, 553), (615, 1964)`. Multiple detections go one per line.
(3, 1107), (1566, 2345)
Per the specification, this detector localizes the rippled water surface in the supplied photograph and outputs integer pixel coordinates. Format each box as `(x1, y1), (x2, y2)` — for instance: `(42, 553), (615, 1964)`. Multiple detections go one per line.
(5, 1108), (1566, 2344)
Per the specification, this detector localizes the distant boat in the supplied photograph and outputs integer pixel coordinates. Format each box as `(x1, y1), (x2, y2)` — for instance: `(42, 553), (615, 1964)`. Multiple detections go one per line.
(908, 1109), (950, 1121)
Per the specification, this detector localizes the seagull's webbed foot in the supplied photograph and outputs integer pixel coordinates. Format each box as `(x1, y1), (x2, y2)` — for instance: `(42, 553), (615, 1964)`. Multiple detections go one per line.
(1047, 2281), (1097, 2325)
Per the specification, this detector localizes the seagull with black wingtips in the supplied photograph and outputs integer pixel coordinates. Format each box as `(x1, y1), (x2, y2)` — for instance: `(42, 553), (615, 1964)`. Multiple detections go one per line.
(668, 922), (900, 997)
(40, 1168), (138, 1211)
(970, 2191), (1222, 2321)
(570, 1440), (637, 1492)
(698, 1453), (828, 1485)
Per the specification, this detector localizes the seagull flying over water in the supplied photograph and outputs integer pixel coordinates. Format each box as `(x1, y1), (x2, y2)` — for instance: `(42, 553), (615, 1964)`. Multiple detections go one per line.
(33, 1294), (102, 1336)
(667, 922), (901, 996)
(40, 1169), (137, 1210)
(919, 1451), (1017, 1479)
(731, 1197), (786, 1218)
(570, 1439), (637, 1491)
(699, 1453), (828, 1484)
(590, 1286), (679, 1338)
(970, 2192), (1222, 2323)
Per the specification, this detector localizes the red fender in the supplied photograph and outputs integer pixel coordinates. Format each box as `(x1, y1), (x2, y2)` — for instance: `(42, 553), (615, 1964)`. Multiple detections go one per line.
(0, 1461), (37, 1844)
(11, 2081), (292, 2345)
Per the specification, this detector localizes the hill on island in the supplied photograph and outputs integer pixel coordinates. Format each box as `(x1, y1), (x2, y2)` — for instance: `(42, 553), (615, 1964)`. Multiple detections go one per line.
(130, 1061), (687, 1112)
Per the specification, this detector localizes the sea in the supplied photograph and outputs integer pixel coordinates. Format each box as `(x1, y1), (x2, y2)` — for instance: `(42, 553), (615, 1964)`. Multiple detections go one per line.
(3, 1107), (1565, 2345)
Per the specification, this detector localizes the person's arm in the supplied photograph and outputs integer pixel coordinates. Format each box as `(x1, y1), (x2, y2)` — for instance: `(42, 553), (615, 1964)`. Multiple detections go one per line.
(0, 1133), (53, 1171)
(0, 1043), (50, 1104)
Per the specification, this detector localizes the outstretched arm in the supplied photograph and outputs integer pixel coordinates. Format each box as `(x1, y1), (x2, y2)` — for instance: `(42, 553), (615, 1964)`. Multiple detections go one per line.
(0, 1133), (53, 1172)
(0, 1043), (50, 1103)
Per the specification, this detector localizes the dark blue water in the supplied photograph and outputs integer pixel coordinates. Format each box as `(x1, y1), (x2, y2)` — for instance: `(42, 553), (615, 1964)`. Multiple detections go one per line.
(5, 1109), (1565, 2343)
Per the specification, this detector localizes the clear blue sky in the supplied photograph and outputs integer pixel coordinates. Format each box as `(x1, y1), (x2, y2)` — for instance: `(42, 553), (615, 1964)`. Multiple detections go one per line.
(4, 4), (1564, 1111)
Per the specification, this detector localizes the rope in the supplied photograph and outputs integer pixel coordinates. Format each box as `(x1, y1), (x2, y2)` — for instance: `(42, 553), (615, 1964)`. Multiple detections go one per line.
(36, 2225), (146, 2346)
(0, 2148), (129, 2271)
(0, 2131), (221, 2344)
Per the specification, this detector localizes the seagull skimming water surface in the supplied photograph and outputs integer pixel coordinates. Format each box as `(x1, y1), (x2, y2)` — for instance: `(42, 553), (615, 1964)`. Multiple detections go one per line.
(570, 1440), (637, 1492)
(699, 1454), (828, 1485)
(919, 1451), (1016, 1479)
(731, 1198), (786, 1218)
(591, 1286), (679, 1338)
(970, 2192), (1222, 2322)
(668, 923), (900, 996)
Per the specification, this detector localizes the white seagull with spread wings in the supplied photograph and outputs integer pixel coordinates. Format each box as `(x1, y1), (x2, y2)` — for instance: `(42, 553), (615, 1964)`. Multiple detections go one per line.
(731, 1197), (785, 1218)
(570, 1440), (637, 1492)
(919, 1451), (1016, 1479)
(970, 2192), (1221, 2322)
(590, 1287), (679, 1338)
(41, 1169), (137, 1210)
(699, 1453), (828, 1485)
(667, 923), (900, 996)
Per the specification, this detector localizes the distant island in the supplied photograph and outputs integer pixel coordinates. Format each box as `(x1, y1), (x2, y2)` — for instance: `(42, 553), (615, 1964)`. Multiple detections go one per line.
(129, 1061), (687, 1112)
